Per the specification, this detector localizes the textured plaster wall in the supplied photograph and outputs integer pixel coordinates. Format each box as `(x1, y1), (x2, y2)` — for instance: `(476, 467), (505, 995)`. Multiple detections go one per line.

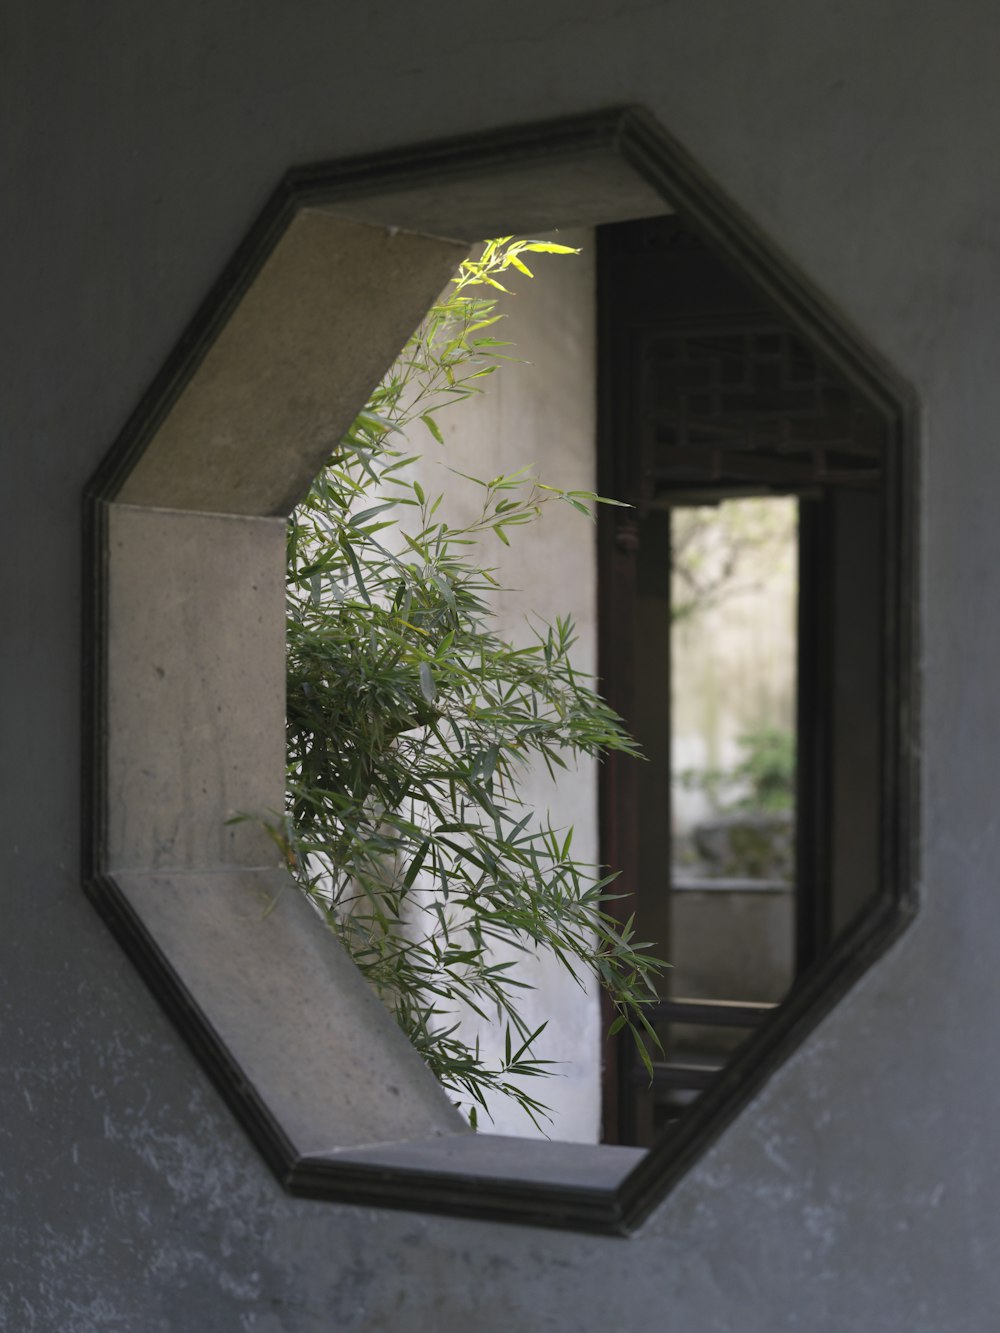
(2, 2), (999, 1328)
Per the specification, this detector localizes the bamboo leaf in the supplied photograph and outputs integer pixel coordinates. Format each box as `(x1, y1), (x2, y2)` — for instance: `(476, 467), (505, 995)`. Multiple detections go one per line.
(280, 232), (664, 1129)
(419, 661), (437, 704)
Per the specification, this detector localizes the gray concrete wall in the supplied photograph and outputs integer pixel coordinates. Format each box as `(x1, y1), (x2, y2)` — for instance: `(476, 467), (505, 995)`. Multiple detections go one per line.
(2, 2), (997, 1328)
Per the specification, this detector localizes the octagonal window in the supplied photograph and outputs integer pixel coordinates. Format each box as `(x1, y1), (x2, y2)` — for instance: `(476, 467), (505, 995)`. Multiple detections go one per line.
(84, 107), (915, 1233)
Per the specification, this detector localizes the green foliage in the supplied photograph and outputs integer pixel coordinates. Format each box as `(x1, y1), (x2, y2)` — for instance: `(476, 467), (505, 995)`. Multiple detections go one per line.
(731, 726), (796, 813)
(682, 726), (796, 815)
(671, 498), (798, 624)
(282, 237), (663, 1126)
